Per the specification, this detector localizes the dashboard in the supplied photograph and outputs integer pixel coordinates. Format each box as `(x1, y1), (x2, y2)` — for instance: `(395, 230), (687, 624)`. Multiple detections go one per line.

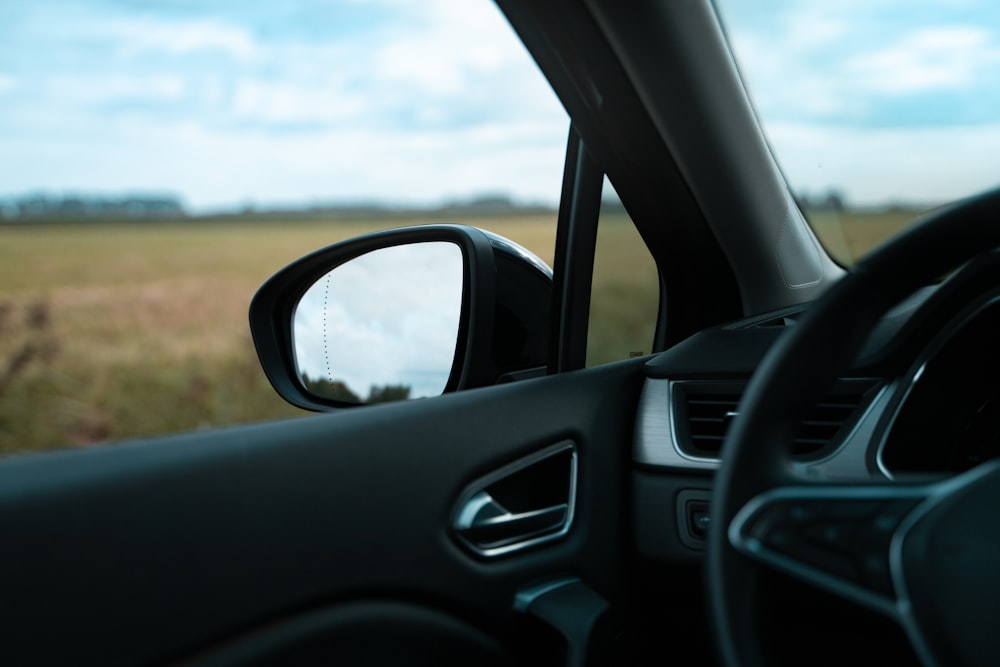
(881, 294), (1000, 473)
(632, 249), (1000, 559)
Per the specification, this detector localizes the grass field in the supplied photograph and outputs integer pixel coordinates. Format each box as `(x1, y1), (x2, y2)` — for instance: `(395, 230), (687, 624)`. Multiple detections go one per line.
(807, 208), (931, 265)
(0, 209), (921, 455)
(0, 216), (556, 454)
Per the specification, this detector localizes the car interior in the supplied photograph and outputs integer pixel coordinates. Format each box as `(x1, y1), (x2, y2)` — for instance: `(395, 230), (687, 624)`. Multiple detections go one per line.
(2, 1), (998, 666)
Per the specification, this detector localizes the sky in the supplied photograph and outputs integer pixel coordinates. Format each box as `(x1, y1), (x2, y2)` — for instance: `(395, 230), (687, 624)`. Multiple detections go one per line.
(716, 0), (1000, 207)
(2, 0), (1000, 212)
(0, 0), (568, 213)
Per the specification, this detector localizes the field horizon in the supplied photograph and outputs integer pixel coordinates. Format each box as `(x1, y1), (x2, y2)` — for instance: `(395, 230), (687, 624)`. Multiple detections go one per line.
(0, 207), (922, 455)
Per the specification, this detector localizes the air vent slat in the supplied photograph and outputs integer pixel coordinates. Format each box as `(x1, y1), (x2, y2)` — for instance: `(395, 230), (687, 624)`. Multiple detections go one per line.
(794, 437), (832, 446)
(675, 382), (875, 458)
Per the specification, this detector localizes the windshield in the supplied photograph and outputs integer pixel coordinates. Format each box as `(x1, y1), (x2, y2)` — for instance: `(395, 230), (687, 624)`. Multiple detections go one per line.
(715, 1), (1000, 265)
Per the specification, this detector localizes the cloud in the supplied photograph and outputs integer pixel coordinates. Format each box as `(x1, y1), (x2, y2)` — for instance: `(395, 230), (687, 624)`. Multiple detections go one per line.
(293, 241), (464, 398)
(230, 77), (370, 125)
(57, 74), (188, 106)
(714, 0), (1000, 205)
(372, 0), (516, 95)
(722, 2), (1000, 122)
(848, 27), (1000, 94)
(0, 0), (568, 211)
(102, 17), (258, 60)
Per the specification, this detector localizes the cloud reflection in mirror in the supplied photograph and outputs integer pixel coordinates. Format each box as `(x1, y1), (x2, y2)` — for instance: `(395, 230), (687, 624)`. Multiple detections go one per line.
(292, 241), (464, 403)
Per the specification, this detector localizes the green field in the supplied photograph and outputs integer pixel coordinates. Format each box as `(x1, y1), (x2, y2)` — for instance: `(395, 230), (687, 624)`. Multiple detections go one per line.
(807, 208), (931, 265)
(0, 209), (921, 455)
(0, 216), (557, 454)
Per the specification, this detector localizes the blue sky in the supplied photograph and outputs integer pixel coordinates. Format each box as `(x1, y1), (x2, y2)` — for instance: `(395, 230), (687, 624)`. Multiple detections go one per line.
(717, 0), (1000, 206)
(2, 1), (1000, 212)
(0, 0), (568, 212)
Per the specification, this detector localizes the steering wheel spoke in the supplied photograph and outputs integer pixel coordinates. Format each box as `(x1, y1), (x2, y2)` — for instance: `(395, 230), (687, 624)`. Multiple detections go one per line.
(731, 485), (927, 617)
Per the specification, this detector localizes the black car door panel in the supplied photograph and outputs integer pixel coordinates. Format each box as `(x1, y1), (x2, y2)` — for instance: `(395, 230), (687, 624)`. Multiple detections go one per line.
(0, 357), (644, 666)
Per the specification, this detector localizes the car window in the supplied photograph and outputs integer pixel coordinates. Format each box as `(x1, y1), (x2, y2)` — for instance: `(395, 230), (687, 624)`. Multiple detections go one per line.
(715, 0), (1000, 265)
(0, 1), (567, 456)
(586, 178), (660, 367)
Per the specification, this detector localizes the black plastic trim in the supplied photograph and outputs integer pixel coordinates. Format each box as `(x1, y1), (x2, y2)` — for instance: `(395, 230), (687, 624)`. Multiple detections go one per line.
(249, 224), (498, 412)
(549, 125), (603, 373)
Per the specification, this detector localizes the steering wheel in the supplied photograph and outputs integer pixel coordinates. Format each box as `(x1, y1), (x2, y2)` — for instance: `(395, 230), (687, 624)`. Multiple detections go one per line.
(707, 188), (1000, 667)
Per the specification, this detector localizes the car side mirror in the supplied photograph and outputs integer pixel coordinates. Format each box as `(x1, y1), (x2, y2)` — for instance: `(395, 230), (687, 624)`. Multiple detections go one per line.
(250, 224), (552, 411)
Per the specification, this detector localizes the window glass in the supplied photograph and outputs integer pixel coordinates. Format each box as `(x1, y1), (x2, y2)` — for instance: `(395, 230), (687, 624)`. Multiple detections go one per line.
(0, 1), (567, 455)
(715, 1), (1000, 264)
(586, 178), (660, 367)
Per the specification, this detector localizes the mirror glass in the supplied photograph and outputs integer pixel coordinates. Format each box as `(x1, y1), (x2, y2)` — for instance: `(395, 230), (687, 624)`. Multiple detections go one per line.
(292, 241), (464, 404)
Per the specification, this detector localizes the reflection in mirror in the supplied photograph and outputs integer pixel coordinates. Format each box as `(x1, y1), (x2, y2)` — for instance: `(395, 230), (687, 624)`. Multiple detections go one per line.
(292, 242), (464, 404)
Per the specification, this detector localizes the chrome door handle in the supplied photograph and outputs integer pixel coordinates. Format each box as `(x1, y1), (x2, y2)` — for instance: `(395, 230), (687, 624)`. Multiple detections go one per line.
(451, 441), (577, 557)
(455, 491), (568, 547)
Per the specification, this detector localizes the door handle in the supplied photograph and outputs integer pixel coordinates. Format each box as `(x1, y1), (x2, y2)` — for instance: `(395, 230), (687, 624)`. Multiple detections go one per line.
(451, 441), (577, 557)
(456, 491), (568, 547)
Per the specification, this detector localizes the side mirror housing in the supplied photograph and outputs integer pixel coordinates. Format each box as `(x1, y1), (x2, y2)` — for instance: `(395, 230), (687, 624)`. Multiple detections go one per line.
(250, 224), (552, 411)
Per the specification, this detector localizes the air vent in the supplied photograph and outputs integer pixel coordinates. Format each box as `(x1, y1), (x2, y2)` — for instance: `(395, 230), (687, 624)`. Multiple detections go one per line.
(674, 380), (878, 458)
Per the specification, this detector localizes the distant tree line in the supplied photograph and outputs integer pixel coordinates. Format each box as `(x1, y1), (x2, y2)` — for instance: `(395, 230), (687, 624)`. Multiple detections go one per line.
(279, 194), (553, 220)
(795, 189), (848, 212)
(300, 374), (412, 404)
(0, 191), (559, 223)
(794, 190), (935, 214)
(0, 194), (186, 220)
(1, 188), (935, 223)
